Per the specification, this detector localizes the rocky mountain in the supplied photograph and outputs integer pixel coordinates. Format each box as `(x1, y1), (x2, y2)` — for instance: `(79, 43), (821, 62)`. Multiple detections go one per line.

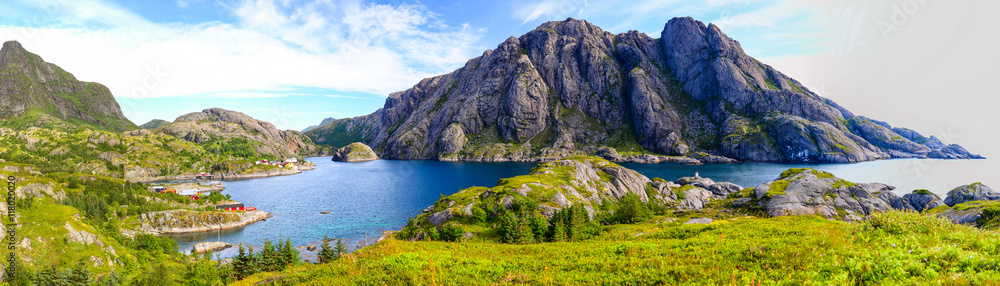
(305, 17), (980, 163)
(155, 108), (321, 159)
(139, 119), (171, 129)
(0, 41), (136, 132)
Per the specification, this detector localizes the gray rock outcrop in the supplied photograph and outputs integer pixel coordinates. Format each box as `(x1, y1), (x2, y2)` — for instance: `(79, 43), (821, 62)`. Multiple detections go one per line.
(750, 169), (900, 221)
(193, 241), (233, 253)
(943, 183), (999, 206)
(897, 190), (946, 212)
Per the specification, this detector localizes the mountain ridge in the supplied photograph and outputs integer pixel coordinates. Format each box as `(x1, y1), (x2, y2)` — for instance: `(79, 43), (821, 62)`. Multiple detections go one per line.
(0, 40), (136, 132)
(305, 17), (980, 163)
(156, 107), (322, 159)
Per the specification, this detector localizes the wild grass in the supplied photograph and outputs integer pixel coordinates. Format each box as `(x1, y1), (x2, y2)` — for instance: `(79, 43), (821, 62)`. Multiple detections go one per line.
(238, 211), (1000, 285)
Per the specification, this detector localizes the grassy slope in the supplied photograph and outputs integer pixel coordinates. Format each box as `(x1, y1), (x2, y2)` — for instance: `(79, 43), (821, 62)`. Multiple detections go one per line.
(238, 212), (1000, 285)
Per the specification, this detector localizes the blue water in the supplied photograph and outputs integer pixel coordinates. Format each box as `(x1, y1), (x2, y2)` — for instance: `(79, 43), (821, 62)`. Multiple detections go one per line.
(170, 157), (998, 260)
(167, 158), (537, 261)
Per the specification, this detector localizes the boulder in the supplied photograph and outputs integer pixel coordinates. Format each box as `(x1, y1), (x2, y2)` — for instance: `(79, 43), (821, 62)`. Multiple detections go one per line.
(753, 168), (899, 221)
(899, 190), (945, 212)
(944, 183), (999, 206)
(684, 217), (714, 224)
(595, 147), (623, 161)
(193, 241), (232, 253)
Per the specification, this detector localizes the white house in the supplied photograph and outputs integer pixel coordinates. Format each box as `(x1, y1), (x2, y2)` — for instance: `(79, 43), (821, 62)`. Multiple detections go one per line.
(179, 189), (200, 196)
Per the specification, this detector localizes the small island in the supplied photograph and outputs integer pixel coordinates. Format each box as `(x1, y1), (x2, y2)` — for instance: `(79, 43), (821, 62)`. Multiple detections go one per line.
(332, 142), (379, 162)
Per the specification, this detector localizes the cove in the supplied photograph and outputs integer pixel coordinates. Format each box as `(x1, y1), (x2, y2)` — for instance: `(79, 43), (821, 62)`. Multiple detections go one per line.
(168, 156), (997, 260)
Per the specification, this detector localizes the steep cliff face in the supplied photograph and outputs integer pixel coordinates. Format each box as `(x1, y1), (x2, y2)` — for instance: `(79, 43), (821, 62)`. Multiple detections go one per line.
(158, 108), (320, 159)
(0, 41), (136, 132)
(306, 17), (980, 163)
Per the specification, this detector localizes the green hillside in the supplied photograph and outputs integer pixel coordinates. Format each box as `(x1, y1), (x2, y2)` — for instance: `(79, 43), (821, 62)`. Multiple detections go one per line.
(237, 212), (1000, 285)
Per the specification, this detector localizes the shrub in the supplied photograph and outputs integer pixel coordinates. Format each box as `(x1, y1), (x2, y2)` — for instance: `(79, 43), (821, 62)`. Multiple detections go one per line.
(471, 206), (488, 224)
(612, 193), (650, 224)
(439, 225), (465, 242)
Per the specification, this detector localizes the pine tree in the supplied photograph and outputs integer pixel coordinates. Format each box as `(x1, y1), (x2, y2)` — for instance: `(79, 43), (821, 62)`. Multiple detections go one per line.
(498, 212), (518, 243)
(280, 238), (299, 267)
(568, 204), (587, 241)
(260, 239), (280, 271)
(529, 213), (548, 241)
(334, 239), (347, 260)
(318, 235), (335, 264)
(515, 212), (533, 244)
(233, 244), (248, 279)
(550, 217), (567, 242)
(246, 245), (260, 277)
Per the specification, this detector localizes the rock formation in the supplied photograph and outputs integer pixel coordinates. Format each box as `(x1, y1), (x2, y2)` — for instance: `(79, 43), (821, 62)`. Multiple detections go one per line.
(158, 108), (321, 158)
(898, 189), (946, 212)
(943, 183), (999, 206)
(332, 142), (379, 162)
(305, 18), (981, 163)
(745, 168), (901, 221)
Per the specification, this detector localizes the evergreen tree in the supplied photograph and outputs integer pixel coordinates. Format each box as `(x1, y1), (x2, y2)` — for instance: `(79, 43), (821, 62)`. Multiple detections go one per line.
(318, 235), (336, 264)
(514, 212), (533, 244)
(69, 260), (92, 285)
(233, 244), (248, 279)
(260, 239), (280, 271)
(550, 216), (567, 242)
(334, 239), (347, 259)
(529, 213), (548, 242)
(498, 212), (518, 243)
(246, 245), (260, 278)
(568, 204), (588, 241)
(280, 238), (299, 266)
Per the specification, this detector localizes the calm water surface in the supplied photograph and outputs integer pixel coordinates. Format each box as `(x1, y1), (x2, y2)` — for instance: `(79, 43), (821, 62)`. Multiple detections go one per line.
(169, 156), (998, 259)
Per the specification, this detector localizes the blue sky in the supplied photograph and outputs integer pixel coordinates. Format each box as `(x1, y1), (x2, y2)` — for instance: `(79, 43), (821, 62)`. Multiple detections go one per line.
(0, 0), (827, 130)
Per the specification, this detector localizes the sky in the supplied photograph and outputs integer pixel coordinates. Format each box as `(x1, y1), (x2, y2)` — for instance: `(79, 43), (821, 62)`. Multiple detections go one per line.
(0, 0), (996, 165)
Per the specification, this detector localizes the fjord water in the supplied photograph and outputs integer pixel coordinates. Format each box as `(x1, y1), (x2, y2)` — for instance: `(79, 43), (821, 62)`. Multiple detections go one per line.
(169, 157), (998, 259)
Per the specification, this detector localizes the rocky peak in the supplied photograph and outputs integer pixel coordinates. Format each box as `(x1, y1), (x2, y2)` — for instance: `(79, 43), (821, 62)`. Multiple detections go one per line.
(0, 41), (135, 131)
(0, 41), (28, 66)
(160, 108), (320, 158)
(305, 16), (981, 163)
(533, 18), (610, 40)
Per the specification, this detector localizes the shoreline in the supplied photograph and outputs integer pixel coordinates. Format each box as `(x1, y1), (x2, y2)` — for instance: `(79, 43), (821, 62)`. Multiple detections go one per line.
(139, 210), (273, 235)
(131, 163), (317, 183)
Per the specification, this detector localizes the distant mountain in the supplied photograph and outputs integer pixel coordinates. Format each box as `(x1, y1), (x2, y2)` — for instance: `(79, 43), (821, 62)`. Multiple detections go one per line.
(0, 41), (136, 131)
(139, 119), (171, 129)
(305, 17), (981, 163)
(157, 108), (321, 159)
(301, 117), (337, 132)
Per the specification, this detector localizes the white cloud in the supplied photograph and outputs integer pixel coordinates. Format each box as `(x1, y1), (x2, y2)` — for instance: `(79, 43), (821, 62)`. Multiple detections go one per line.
(712, 0), (816, 30)
(515, 0), (588, 24)
(0, 0), (485, 100)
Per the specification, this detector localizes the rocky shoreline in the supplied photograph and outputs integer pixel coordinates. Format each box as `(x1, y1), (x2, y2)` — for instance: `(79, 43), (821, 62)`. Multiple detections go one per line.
(131, 163), (317, 183)
(138, 210), (273, 235)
